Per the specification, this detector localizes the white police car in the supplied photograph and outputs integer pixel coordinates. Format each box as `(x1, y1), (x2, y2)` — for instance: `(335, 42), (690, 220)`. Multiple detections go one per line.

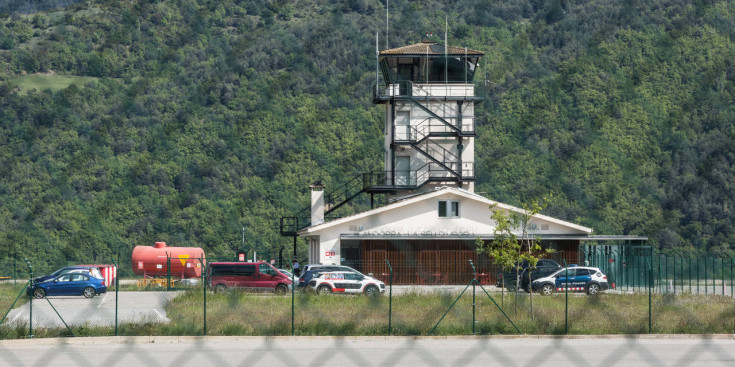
(309, 271), (385, 296)
(531, 266), (610, 296)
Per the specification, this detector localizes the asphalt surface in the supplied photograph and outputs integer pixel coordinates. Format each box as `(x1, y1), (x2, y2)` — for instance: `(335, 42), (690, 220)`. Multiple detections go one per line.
(4, 292), (177, 328)
(0, 335), (733, 367)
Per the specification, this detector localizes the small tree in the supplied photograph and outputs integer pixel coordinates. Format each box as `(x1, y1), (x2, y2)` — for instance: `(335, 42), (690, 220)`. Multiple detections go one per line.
(476, 205), (519, 308)
(476, 196), (552, 316)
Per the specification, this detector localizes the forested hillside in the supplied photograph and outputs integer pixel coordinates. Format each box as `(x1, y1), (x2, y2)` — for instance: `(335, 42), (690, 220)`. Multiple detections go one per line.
(1, 0), (734, 271)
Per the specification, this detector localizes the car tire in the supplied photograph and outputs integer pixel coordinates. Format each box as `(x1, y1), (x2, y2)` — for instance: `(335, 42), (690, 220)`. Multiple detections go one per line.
(364, 285), (379, 297)
(317, 285), (332, 295)
(33, 288), (46, 299)
(83, 287), (96, 298)
(540, 283), (554, 296)
(586, 283), (600, 295)
(215, 284), (227, 294)
(506, 280), (517, 292)
(275, 284), (288, 295)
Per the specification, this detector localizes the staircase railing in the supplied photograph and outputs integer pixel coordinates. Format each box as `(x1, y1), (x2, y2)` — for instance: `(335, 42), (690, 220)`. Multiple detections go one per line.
(363, 164), (454, 190)
(412, 139), (461, 178)
(410, 81), (462, 116)
(395, 117), (456, 143)
(324, 175), (365, 215)
(411, 81), (477, 135)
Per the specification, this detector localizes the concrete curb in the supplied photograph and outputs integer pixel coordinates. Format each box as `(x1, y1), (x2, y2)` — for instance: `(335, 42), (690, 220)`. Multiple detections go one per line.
(1, 334), (733, 347)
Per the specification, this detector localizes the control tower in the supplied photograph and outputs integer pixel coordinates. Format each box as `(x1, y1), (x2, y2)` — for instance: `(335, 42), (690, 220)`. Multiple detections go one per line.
(372, 41), (484, 195)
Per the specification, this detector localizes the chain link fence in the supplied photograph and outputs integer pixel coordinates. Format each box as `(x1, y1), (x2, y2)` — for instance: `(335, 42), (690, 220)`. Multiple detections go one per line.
(2, 252), (734, 340)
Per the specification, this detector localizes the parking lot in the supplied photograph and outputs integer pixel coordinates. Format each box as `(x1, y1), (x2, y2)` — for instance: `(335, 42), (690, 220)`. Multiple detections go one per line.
(4, 292), (178, 328)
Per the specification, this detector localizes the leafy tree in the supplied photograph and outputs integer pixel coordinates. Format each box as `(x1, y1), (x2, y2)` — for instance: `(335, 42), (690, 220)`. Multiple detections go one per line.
(477, 196), (552, 316)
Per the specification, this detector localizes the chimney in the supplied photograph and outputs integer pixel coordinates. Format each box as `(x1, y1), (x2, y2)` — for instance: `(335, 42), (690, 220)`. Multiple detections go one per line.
(310, 181), (325, 225)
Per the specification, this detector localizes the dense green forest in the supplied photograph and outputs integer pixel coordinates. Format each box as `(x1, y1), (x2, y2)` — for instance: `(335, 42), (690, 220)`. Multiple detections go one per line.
(1, 0), (734, 273)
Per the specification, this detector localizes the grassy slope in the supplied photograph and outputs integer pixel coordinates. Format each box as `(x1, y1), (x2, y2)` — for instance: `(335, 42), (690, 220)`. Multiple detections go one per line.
(9, 74), (98, 94)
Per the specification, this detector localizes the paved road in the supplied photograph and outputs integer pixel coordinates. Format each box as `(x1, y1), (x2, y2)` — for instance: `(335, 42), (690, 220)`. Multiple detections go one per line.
(0, 335), (733, 367)
(5, 292), (177, 328)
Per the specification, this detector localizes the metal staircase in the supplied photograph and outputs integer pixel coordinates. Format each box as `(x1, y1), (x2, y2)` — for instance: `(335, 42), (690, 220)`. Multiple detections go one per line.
(279, 172), (394, 236)
(391, 81), (474, 182)
(280, 80), (479, 236)
(279, 166), (447, 236)
(409, 139), (461, 178)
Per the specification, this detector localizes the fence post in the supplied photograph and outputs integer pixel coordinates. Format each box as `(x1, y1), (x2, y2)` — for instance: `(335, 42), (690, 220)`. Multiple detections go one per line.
(626, 250), (630, 292)
(721, 256), (725, 296)
(114, 254), (119, 336)
(712, 256), (716, 295)
(697, 256), (699, 294)
(566, 260), (570, 333)
(202, 258), (206, 336)
(664, 255), (668, 293)
(654, 254), (663, 293)
(673, 254), (677, 295)
(291, 263), (294, 336)
(688, 255), (692, 294)
(24, 259), (33, 338)
(726, 255), (734, 298)
(646, 258), (652, 334)
(167, 255), (171, 292)
(705, 255), (708, 296)
(386, 259), (393, 336)
(679, 251), (686, 293)
(470, 260), (476, 335)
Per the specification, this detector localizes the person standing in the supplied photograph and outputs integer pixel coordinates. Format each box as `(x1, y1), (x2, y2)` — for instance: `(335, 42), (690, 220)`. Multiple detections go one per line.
(292, 259), (300, 276)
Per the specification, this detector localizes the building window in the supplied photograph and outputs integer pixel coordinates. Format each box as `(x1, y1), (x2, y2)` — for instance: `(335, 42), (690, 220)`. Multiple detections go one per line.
(438, 200), (460, 218)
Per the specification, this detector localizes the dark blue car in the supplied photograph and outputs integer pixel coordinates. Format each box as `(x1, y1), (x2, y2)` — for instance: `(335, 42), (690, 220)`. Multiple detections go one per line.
(28, 273), (107, 298)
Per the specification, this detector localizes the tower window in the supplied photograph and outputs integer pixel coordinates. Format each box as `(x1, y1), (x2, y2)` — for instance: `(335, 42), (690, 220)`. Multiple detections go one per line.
(438, 200), (460, 218)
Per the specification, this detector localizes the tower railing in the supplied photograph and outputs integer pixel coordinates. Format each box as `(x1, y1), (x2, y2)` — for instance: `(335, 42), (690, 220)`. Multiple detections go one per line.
(363, 163), (465, 190)
(374, 80), (486, 102)
(409, 81), (463, 118)
(374, 81), (484, 99)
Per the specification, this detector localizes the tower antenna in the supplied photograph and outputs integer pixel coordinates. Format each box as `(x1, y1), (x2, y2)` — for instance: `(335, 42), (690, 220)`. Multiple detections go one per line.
(376, 32), (379, 95)
(445, 16), (448, 85)
(386, 0), (389, 49)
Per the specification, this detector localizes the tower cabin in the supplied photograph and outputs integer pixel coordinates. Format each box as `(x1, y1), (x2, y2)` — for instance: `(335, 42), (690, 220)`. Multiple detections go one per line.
(372, 41), (484, 196)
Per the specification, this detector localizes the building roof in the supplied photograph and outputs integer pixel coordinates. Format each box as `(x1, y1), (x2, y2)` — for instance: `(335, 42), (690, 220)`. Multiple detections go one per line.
(380, 41), (484, 56)
(299, 186), (593, 235)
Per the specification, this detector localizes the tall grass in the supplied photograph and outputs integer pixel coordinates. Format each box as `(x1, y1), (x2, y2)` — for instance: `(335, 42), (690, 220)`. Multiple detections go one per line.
(1, 285), (733, 339)
(163, 290), (735, 336)
(0, 283), (28, 317)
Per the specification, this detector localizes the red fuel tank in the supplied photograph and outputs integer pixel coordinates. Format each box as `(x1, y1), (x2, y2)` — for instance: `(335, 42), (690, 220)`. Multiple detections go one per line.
(132, 242), (206, 278)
